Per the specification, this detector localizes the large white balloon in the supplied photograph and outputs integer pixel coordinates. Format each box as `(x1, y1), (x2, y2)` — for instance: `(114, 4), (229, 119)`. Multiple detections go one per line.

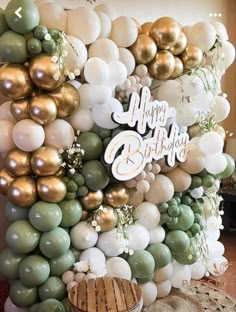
(78, 84), (112, 109)
(94, 3), (117, 20)
(89, 38), (119, 63)
(70, 222), (98, 250)
(97, 11), (112, 38)
(211, 21), (228, 42)
(205, 153), (227, 174)
(180, 74), (204, 97)
(84, 57), (109, 85)
(153, 263), (173, 283)
(139, 281), (158, 306)
(190, 91), (214, 112)
(156, 280), (172, 298)
(149, 226), (166, 244)
(176, 99), (197, 127)
(38, 2), (67, 31)
(190, 262), (205, 280)
(212, 96), (230, 122)
(106, 257), (132, 280)
(187, 22), (216, 52)
(68, 108), (94, 132)
(170, 263), (191, 288)
(80, 247), (106, 277)
(0, 101), (16, 123)
(111, 16), (138, 48)
(119, 48), (136, 76)
(207, 256), (228, 276)
(206, 240), (225, 258)
(199, 131), (224, 155)
(136, 202), (160, 230)
(0, 120), (15, 152)
(126, 224), (150, 250)
(108, 61), (128, 87)
(156, 80), (182, 107)
(214, 41), (236, 71)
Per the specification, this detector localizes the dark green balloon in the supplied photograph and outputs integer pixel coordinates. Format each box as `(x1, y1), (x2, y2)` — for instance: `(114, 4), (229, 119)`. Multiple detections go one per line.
(0, 8), (9, 35)
(19, 255), (50, 287)
(147, 243), (171, 268)
(49, 249), (75, 277)
(174, 241), (198, 265)
(10, 280), (38, 308)
(42, 38), (56, 53)
(218, 153), (235, 179)
(92, 125), (111, 139)
(167, 204), (194, 231)
(39, 227), (70, 258)
(5, 201), (29, 222)
(36, 299), (66, 312)
(27, 37), (42, 54)
(34, 25), (48, 40)
(0, 248), (25, 280)
(128, 250), (155, 278)
(164, 230), (190, 255)
(29, 303), (40, 312)
(77, 132), (103, 161)
(29, 201), (62, 232)
(0, 30), (28, 63)
(82, 160), (110, 191)
(5, 0), (40, 34)
(6, 220), (40, 254)
(62, 297), (73, 312)
(136, 272), (154, 284)
(38, 276), (66, 301)
(59, 199), (83, 227)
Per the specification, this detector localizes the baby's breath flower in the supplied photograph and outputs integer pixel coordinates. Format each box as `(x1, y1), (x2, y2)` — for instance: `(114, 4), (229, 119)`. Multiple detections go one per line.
(74, 68), (80, 76)
(69, 72), (75, 80)
(44, 33), (51, 41)
(91, 220), (97, 227)
(95, 225), (101, 232)
(51, 55), (58, 63)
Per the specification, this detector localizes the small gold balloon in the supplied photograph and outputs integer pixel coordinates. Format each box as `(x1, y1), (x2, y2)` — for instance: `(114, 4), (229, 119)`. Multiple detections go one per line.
(31, 146), (62, 176)
(181, 44), (203, 69)
(188, 123), (201, 139)
(150, 17), (181, 49)
(0, 168), (14, 195)
(148, 50), (175, 80)
(130, 34), (157, 64)
(213, 125), (226, 141)
(170, 56), (184, 78)
(169, 31), (187, 55)
(37, 176), (67, 203)
(29, 54), (64, 91)
(104, 183), (129, 208)
(7, 176), (37, 207)
(49, 82), (80, 118)
(0, 64), (33, 100)
(28, 94), (57, 125)
(94, 205), (118, 232)
(80, 190), (104, 211)
(10, 98), (30, 121)
(4, 148), (31, 177)
(55, 167), (65, 178)
(141, 22), (153, 35)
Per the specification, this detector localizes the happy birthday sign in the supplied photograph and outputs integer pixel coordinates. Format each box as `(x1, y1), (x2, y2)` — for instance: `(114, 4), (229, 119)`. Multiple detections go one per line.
(104, 87), (190, 181)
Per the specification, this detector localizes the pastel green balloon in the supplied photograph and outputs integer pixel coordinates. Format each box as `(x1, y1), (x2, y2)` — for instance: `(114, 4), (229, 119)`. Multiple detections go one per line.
(218, 153), (235, 179)
(29, 201), (62, 232)
(59, 199), (82, 227)
(62, 297), (73, 312)
(164, 230), (190, 255)
(19, 255), (50, 287)
(174, 239), (199, 265)
(77, 132), (103, 161)
(0, 248), (26, 280)
(36, 299), (66, 312)
(49, 249), (75, 277)
(10, 280), (38, 308)
(82, 160), (110, 191)
(38, 276), (66, 301)
(167, 204), (194, 231)
(5, 201), (29, 222)
(39, 227), (70, 258)
(5, 0), (39, 34)
(128, 250), (155, 278)
(147, 243), (171, 268)
(0, 8), (10, 35)
(29, 303), (40, 312)
(6, 220), (40, 254)
(136, 272), (154, 284)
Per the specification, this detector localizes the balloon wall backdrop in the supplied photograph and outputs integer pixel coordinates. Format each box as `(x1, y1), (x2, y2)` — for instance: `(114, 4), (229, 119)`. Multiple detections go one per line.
(0, 0), (235, 311)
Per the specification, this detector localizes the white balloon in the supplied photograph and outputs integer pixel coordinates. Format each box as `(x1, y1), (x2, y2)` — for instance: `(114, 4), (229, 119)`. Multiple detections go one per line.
(156, 280), (172, 298)
(205, 153), (227, 174)
(97, 12), (112, 38)
(68, 108), (94, 132)
(212, 96), (230, 122)
(206, 240), (225, 258)
(111, 16), (138, 48)
(44, 119), (74, 150)
(67, 80), (81, 89)
(190, 261), (206, 280)
(0, 120), (15, 152)
(170, 263), (191, 288)
(211, 21), (228, 42)
(199, 131), (224, 155)
(136, 202), (160, 230)
(97, 229), (127, 257)
(89, 38), (119, 63)
(139, 281), (158, 306)
(4, 297), (28, 312)
(80, 247), (106, 264)
(70, 222), (98, 250)
(155, 80), (182, 107)
(108, 61), (127, 87)
(176, 99), (197, 127)
(12, 119), (44, 152)
(180, 75), (204, 97)
(94, 3), (117, 20)
(149, 226), (166, 244)
(0, 101), (16, 123)
(153, 263), (173, 283)
(190, 91), (214, 112)
(215, 41), (236, 71)
(79, 84), (112, 109)
(106, 257), (132, 280)
(84, 57), (109, 85)
(206, 229), (220, 241)
(67, 7), (101, 45)
(207, 256), (228, 276)
(38, 3), (67, 31)
(119, 48), (136, 76)
(126, 224), (150, 250)
(187, 22), (216, 52)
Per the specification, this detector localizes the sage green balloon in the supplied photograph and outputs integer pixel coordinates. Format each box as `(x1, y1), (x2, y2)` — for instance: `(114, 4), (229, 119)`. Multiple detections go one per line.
(6, 220), (40, 254)
(0, 8), (9, 35)
(19, 255), (50, 287)
(147, 243), (171, 268)
(29, 303), (40, 312)
(5, 0), (39, 34)
(82, 160), (110, 191)
(167, 204), (194, 231)
(164, 230), (190, 256)
(136, 272), (154, 284)
(77, 132), (103, 161)
(38, 276), (66, 301)
(10, 280), (38, 308)
(59, 199), (82, 227)
(0, 248), (26, 280)
(37, 299), (66, 312)
(174, 241), (198, 265)
(29, 201), (62, 232)
(0, 30), (28, 63)
(70, 246), (81, 261)
(62, 297), (73, 312)
(39, 227), (70, 258)
(218, 153), (235, 179)
(128, 250), (155, 278)
(49, 249), (75, 277)
(5, 201), (29, 222)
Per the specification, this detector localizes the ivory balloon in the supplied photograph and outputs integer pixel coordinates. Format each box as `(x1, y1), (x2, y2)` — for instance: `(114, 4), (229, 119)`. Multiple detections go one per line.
(68, 108), (94, 132)
(136, 202), (160, 230)
(187, 22), (216, 52)
(212, 96), (230, 122)
(38, 2), (67, 31)
(108, 61), (127, 86)
(170, 57), (184, 78)
(10, 99), (30, 121)
(5, 149), (31, 177)
(89, 38), (119, 63)
(37, 176), (67, 203)
(106, 257), (132, 280)
(149, 226), (166, 244)
(0, 101), (16, 123)
(139, 281), (157, 306)
(130, 34), (157, 64)
(145, 174), (174, 204)
(94, 3), (117, 20)
(181, 44), (203, 69)
(78, 83), (112, 108)
(84, 57), (109, 85)
(110, 16), (138, 48)
(70, 221), (98, 250)
(97, 11), (112, 38)
(180, 149), (205, 174)
(156, 280), (172, 298)
(215, 41), (235, 71)
(0, 168), (14, 195)
(166, 168), (192, 192)
(148, 50), (175, 80)
(126, 224), (150, 250)
(199, 131), (224, 155)
(170, 31), (187, 55)
(119, 48), (136, 76)
(156, 80), (182, 106)
(128, 188), (144, 206)
(80, 190), (104, 211)
(211, 21), (228, 42)
(154, 263), (173, 283)
(141, 22), (153, 35)
(0, 120), (15, 152)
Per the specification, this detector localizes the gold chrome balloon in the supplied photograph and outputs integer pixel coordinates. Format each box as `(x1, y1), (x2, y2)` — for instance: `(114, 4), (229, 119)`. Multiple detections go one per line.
(188, 123), (201, 139)
(37, 176), (67, 203)
(130, 34), (157, 64)
(7, 176), (37, 207)
(94, 205), (118, 232)
(49, 82), (80, 118)
(170, 57), (184, 78)
(0, 64), (33, 100)
(148, 50), (175, 80)
(29, 54), (64, 90)
(104, 183), (129, 208)
(31, 146), (62, 176)
(141, 22), (153, 35)
(81, 190), (104, 211)
(4, 149), (31, 177)
(55, 167), (65, 178)
(150, 17), (181, 49)
(10, 98), (30, 121)
(0, 168), (14, 195)
(169, 31), (187, 55)
(181, 44), (203, 69)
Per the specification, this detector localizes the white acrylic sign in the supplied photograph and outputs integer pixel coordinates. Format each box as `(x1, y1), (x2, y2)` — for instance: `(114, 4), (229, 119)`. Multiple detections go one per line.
(104, 86), (190, 181)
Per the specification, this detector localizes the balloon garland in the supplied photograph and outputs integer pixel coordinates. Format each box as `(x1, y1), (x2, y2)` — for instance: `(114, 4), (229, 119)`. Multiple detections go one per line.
(0, 0), (235, 311)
